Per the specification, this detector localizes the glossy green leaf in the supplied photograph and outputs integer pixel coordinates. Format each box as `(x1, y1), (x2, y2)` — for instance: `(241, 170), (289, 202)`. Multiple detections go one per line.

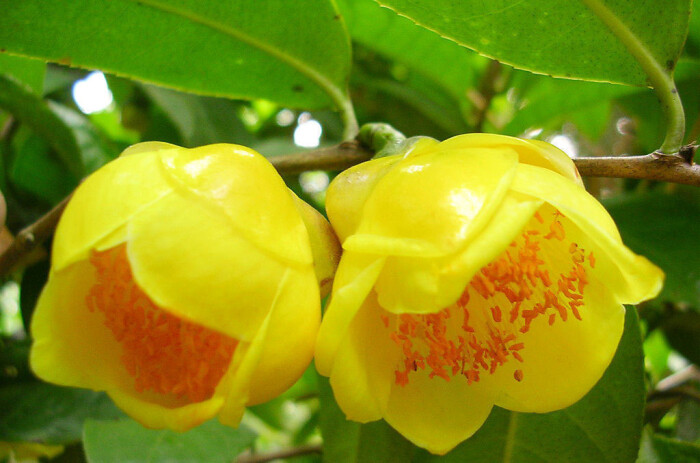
(617, 60), (700, 153)
(603, 188), (700, 307)
(503, 71), (639, 137)
(18, 260), (50, 335)
(141, 85), (254, 148)
(0, 75), (84, 177)
(318, 375), (415, 463)
(683, 0), (700, 59)
(376, 0), (691, 86)
(414, 307), (644, 462)
(0, 339), (32, 385)
(351, 68), (467, 138)
(0, 382), (122, 445)
(0, 54), (45, 94)
(338, 0), (486, 105)
(83, 418), (255, 463)
(642, 330), (671, 383)
(0, 0), (352, 110)
(638, 430), (700, 463)
(10, 134), (77, 204)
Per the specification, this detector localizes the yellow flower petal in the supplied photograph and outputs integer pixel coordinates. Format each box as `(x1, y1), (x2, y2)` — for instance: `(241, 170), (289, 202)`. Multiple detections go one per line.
(329, 292), (400, 422)
(31, 258), (229, 420)
(372, 192), (543, 315)
(384, 366), (497, 455)
(51, 151), (173, 272)
(434, 192), (543, 309)
(108, 390), (224, 432)
(315, 253), (386, 376)
(291, 193), (341, 297)
(218, 269), (296, 426)
(355, 147), (518, 256)
(437, 133), (583, 186)
(159, 144), (312, 266)
(246, 267), (320, 405)
(127, 192), (288, 341)
(325, 155), (399, 243)
(119, 141), (179, 157)
(511, 164), (664, 303)
(494, 281), (624, 413)
(30, 261), (127, 391)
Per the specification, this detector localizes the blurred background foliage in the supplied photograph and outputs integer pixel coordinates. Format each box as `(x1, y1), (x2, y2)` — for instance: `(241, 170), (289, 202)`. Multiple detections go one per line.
(0, 0), (699, 461)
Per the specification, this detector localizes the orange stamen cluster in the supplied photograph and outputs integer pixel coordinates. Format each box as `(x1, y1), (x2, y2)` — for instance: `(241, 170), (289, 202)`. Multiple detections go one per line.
(86, 244), (238, 402)
(390, 210), (595, 387)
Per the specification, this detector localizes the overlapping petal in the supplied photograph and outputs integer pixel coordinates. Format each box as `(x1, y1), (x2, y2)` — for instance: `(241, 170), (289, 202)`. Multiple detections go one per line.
(328, 292), (399, 422)
(160, 144), (312, 266)
(30, 261), (126, 390)
(127, 191), (288, 341)
(51, 150), (174, 272)
(352, 147), (518, 257)
(511, 163), (664, 303)
(437, 133), (583, 186)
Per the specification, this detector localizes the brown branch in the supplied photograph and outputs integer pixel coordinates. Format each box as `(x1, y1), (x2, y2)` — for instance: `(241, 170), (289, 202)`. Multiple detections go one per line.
(644, 365), (700, 424)
(574, 148), (700, 186)
(655, 365), (700, 391)
(0, 196), (70, 276)
(235, 444), (321, 463)
(269, 140), (372, 175)
(648, 385), (700, 403)
(0, 141), (697, 278)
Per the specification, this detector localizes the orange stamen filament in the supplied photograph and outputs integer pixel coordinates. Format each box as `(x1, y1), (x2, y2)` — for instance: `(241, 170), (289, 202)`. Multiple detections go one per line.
(86, 244), (238, 402)
(388, 210), (594, 387)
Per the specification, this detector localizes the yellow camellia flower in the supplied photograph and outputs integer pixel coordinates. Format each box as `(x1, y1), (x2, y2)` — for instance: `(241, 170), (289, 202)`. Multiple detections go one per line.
(31, 142), (340, 431)
(315, 133), (663, 454)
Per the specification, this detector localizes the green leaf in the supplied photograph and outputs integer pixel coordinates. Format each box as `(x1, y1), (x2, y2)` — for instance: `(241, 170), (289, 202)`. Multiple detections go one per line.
(0, 54), (45, 94)
(10, 134), (78, 204)
(642, 330), (671, 382)
(18, 260), (50, 334)
(141, 85), (254, 148)
(376, 0), (691, 86)
(318, 375), (415, 463)
(414, 307), (645, 462)
(683, 0), (700, 60)
(0, 0), (352, 111)
(351, 68), (467, 138)
(502, 71), (639, 138)
(83, 418), (256, 463)
(0, 339), (32, 385)
(338, 0), (486, 105)
(617, 59), (700, 153)
(0, 381), (122, 445)
(603, 188), (700, 307)
(0, 75), (85, 178)
(637, 429), (700, 463)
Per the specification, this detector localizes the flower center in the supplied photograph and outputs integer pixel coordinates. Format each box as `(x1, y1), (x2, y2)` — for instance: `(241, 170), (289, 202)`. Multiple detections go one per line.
(387, 209), (595, 387)
(86, 244), (238, 402)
